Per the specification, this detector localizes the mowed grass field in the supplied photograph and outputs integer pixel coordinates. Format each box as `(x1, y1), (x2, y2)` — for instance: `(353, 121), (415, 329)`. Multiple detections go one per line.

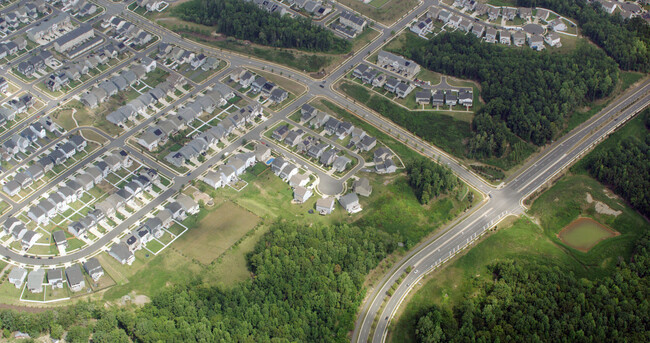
(558, 217), (618, 252)
(389, 174), (650, 342)
(173, 202), (260, 265)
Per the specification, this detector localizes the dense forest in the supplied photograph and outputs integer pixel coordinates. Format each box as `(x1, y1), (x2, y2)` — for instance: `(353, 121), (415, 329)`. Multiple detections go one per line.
(407, 159), (459, 204)
(174, 0), (350, 53)
(414, 231), (650, 342)
(517, 0), (650, 72)
(581, 109), (650, 217)
(397, 32), (619, 158)
(0, 222), (396, 342)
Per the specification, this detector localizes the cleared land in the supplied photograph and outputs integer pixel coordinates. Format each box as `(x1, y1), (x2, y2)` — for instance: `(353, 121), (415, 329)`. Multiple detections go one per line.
(173, 201), (260, 265)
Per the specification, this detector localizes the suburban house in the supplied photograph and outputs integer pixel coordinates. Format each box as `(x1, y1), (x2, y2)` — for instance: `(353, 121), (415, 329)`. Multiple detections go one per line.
(353, 64), (370, 79)
(458, 19), (473, 33)
(332, 156), (351, 172)
(416, 90), (431, 104)
(52, 230), (68, 248)
(316, 197), (335, 215)
(279, 163), (298, 181)
(47, 269), (64, 289)
(339, 11), (366, 34)
(377, 51), (421, 78)
(320, 148), (338, 166)
(255, 143), (271, 162)
(272, 125), (290, 141)
(512, 31), (526, 46)
(339, 193), (362, 214)
(65, 265), (85, 292)
(27, 269), (44, 293)
(177, 194), (199, 215)
(499, 30), (511, 45)
(549, 18), (566, 31)
(293, 186), (313, 203)
(270, 88), (288, 103)
(109, 242), (135, 265)
(536, 9), (550, 21)
(528, 34), (545, 50)
(545, 32), (561, 47)
(518, 7), (532, 20)
(410, 18), (433, 35)
(289, 173), (309, 188)
(438, 10), (452, 23)
(8, 267), (27, 288)
(83, 258), (104, 281)
(203, 171), (223, 189)
(301, 103), (318, 122)
(376, 158), (397, 174)
(354, 177), (373, 197)
(485, 27), (497, 43)
(459, 90), (473, 106)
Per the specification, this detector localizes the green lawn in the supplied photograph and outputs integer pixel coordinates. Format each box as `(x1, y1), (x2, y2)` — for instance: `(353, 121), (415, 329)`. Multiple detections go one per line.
(174, 201), (260, 265)
(355, 173), (478, 247)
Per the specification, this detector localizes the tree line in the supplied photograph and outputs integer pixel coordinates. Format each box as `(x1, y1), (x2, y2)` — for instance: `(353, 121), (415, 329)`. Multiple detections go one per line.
(516, 0), (650, 72)
(407, 159), (459, 204)
(581, 109), (650, 217)
(0, 222), (397, 342)
(174, 0), (351, 53)
(414, 231), (650, 342)
(397, 32), (619, 158)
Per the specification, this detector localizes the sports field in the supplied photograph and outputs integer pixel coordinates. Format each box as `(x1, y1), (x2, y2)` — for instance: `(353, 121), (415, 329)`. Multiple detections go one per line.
(558, 217), (619, 252)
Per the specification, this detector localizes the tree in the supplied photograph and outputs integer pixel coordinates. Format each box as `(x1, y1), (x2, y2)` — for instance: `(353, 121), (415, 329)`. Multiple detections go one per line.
(65, 326), (90, 343)
(49, 324), (63, 340)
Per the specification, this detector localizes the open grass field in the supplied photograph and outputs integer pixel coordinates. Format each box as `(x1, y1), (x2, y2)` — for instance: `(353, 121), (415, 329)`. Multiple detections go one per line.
(207, 224), (269, 288)
(558, 217), (619, 252)
(335, 0), (419, 25)
(390, 172), (650, 342)
(356, 172), (478, 246)
(174, 202), (260, 265)
(100, 248), (204, 302)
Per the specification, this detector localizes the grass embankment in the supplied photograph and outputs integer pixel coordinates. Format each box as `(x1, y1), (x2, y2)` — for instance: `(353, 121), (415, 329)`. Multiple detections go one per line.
(390, 173), (649, 342)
